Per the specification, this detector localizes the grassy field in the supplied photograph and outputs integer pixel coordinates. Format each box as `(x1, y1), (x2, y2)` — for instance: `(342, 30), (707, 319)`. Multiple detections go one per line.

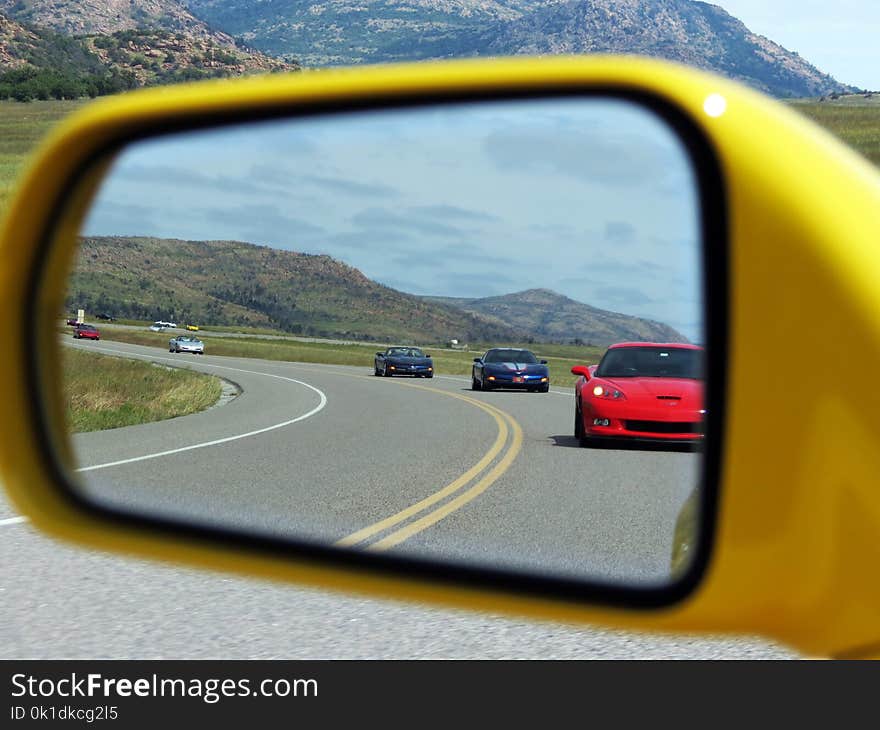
(790, 94), (880, 167)
(88, 327), (605, 388)
(64, 347), (222, 432)
(0, 99), (90, 215)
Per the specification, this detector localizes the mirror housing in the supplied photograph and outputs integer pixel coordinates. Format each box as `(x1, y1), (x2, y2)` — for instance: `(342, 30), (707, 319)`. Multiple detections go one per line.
(2, 57), (880, 658)
(571, 365), (591, 379)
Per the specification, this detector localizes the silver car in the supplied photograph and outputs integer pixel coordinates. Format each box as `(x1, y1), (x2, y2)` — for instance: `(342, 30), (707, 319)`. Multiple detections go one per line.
(169, 335), (204, 354)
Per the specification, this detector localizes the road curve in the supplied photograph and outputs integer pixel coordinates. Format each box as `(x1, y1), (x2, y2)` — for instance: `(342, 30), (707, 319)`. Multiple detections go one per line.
(0, 339), (797, 658)
(66, 339), (697, 584)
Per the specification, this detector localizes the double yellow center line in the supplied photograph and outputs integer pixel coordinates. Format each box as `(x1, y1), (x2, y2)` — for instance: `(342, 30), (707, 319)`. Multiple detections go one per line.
(245, 362), (524, 553)
(333, 384), (523, 552)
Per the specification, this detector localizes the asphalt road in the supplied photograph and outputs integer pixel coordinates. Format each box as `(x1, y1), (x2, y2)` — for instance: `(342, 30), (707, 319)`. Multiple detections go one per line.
(0, 340), (797, 658)
(70, 340), (696, 584)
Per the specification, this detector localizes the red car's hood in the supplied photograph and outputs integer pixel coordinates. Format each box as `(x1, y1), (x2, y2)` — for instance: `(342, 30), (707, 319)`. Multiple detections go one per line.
(602, 376), (704, 408)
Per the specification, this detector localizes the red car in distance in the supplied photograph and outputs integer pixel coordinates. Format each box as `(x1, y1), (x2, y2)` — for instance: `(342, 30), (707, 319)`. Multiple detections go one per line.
(572, 342), (705, 446)
(73, 324), (100, 341)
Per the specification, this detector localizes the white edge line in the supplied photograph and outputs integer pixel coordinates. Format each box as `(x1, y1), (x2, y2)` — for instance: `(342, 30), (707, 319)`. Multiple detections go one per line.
(0, 516), (28, 527)
(70, 343), (328, 473)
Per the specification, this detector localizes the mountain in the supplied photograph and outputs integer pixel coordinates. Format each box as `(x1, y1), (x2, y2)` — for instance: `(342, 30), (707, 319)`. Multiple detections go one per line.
(1, 1), (854, 99)
(182, 0), (853, 97)
(68, 237), (682, 345)
(80, 26), (293, 86)
(0, 9), (295, 99)
(0, 12), (137, 98)
(0, 0), (227, 41)
(481, 0), (849, 98)
(1, 12), (103, 72)
(423, 288), (688, 346)
(182, 0), (538, 65)
(68, 236), (525, 343)
(1, 13), (34, 69)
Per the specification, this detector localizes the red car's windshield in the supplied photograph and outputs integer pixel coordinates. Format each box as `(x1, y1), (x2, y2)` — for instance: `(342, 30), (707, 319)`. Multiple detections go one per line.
(596, 347), (703, 379)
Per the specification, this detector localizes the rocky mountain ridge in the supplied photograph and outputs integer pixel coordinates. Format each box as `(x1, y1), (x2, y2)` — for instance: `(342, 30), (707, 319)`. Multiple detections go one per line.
(183, 0), (854, 97)
(0, 4), (296, 99)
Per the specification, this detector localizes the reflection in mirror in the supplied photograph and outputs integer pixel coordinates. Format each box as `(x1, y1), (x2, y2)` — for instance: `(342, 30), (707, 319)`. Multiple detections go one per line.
(61, 98), (705, 587)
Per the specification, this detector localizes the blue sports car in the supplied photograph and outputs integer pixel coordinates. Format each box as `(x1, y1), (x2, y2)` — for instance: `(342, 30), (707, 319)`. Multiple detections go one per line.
(374, 347), (434, 378)
(471, 348), (550, 392)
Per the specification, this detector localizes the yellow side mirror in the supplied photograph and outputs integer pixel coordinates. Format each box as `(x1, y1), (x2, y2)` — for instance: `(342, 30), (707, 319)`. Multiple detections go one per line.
(1, 57), (879, 658)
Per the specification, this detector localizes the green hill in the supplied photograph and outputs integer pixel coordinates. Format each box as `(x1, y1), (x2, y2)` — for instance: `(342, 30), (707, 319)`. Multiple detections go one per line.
(68, 236), (686, 346)
(81, 26), (294, 87)
(68, 236), (526, 343)
(424, 288), (687, 347)
(0, 12), (134, 99)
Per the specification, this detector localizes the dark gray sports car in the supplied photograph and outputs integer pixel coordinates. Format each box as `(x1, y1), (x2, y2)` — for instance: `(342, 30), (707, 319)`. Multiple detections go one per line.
(374, 347), (434, 378)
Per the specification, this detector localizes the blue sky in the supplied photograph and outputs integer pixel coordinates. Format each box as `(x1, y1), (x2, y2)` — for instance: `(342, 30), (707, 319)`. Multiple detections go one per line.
(716, 1), (879, 90)
(83, 99), (703, 341)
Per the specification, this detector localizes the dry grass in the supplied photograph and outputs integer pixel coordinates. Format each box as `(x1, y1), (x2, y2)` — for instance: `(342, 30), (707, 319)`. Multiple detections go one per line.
(790, 95), (880, 167)
(0, 99), (90, 216)
(63, 347), (222, 432)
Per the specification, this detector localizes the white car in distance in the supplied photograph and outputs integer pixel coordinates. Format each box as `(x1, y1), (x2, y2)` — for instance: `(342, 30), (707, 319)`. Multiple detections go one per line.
(169, 335), (204, 354)
(150, 320), (178, 331)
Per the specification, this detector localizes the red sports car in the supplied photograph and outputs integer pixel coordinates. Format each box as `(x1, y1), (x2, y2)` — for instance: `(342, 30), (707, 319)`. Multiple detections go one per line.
(571, 342), (705, 445)
(73, 324), (100, 340)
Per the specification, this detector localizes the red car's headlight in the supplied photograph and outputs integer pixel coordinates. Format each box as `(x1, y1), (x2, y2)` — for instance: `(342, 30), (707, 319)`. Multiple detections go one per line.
(591, 385), (626, 400)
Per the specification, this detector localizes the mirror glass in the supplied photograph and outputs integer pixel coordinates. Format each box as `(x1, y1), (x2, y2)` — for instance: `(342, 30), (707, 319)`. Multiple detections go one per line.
(60, 97), (706, 587)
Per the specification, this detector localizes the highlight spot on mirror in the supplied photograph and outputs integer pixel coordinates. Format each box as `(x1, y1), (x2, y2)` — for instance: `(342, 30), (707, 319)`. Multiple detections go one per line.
(703, 93), (727, 118)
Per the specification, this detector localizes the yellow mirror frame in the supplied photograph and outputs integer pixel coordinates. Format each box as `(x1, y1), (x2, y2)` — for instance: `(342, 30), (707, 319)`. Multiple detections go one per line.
(2, 57), (879, 658)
